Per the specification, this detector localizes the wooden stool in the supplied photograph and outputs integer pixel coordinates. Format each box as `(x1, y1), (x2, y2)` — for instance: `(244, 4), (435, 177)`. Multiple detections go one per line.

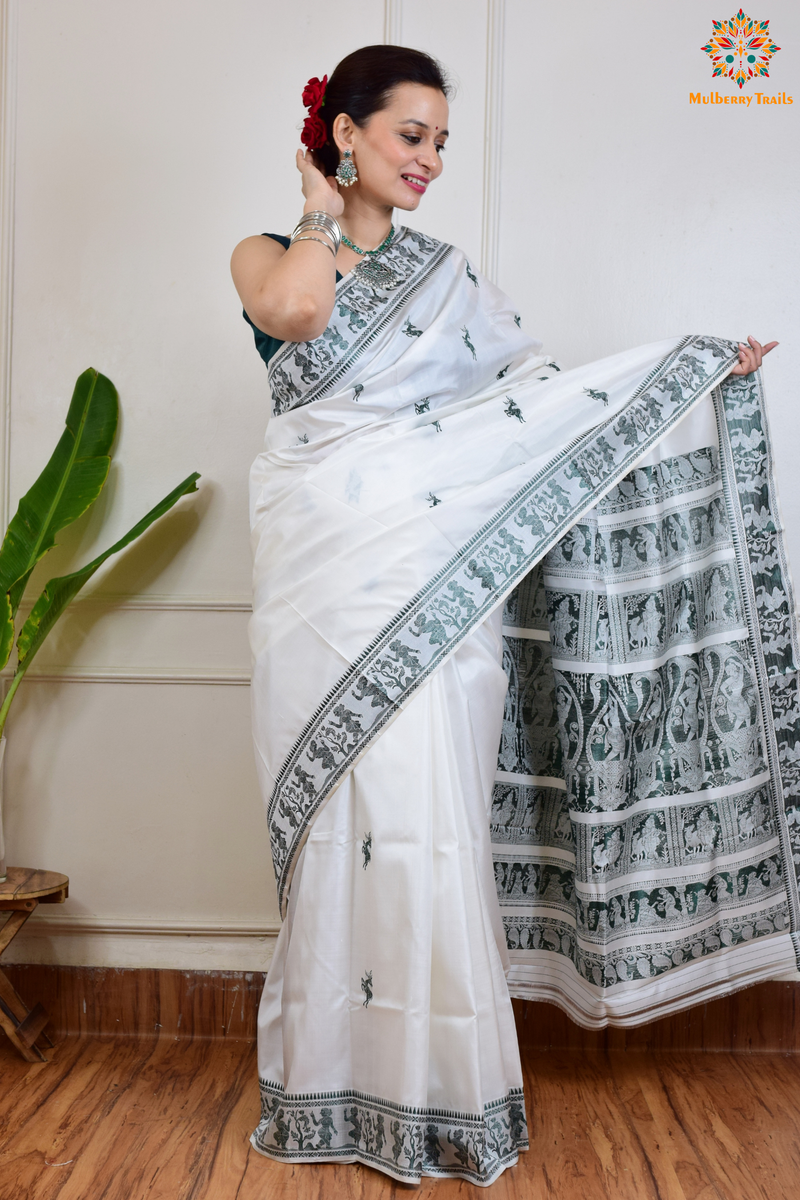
(0, 867), (69, 1061)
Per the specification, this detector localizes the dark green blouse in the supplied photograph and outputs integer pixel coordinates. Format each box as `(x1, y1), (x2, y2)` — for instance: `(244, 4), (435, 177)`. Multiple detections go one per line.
(242, 233), (343, 368)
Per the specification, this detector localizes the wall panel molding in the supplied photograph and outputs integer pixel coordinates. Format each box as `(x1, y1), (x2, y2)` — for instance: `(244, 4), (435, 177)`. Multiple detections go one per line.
(4, 601), (253, 685)
(97, 595), (251, 612)
(480, 0), (504, 282)
(383, 0), (403, 45)
(19, 594), (252, 613)
(4, 665), (250, 685)
(21, 914), (281, 937)
(0, 0), (17, 532)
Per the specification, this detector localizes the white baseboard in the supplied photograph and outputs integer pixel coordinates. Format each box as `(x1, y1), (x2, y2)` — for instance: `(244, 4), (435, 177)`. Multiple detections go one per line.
(2, 914), (281, 971)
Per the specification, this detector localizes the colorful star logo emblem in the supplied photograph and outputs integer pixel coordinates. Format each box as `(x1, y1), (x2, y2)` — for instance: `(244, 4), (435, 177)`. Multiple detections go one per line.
(701, 9), (780, 89)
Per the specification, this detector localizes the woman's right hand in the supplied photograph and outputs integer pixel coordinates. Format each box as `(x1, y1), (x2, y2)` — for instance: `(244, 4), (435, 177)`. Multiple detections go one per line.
(296, 149), (344, 218)
(230, 149), (342, 345)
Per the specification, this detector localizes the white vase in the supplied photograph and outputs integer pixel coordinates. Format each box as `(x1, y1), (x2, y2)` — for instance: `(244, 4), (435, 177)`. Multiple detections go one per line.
(0, 736), (6, 882)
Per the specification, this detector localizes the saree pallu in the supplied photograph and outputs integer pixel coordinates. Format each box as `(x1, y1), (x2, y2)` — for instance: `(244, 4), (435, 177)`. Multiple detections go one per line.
(248, 227), (800, 1184)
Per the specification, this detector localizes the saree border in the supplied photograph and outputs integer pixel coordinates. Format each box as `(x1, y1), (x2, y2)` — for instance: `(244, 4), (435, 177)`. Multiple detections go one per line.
(267, 227), (453, 415)
(715, 371), (800, 944)
(505, 929), (796, 1026)
(251, 1077), (527, 1186)
(268, 335), (740, 913)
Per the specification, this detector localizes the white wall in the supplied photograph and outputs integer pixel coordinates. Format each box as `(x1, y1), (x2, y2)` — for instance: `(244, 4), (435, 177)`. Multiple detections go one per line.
(1, 0), (798, 968)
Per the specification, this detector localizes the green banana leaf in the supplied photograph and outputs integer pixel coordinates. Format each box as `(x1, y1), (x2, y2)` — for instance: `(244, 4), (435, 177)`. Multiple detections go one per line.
(0, 368), (119, 670)
(0, 471), (200, 738)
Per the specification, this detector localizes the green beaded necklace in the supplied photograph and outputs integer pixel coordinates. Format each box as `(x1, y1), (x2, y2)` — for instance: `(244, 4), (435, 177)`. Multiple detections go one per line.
(341, 225), (395, 257)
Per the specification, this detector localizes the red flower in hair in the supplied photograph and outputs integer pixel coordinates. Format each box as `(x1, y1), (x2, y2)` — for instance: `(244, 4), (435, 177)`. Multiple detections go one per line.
(302, 75), (327, 114)
(301, 112), (327, 150)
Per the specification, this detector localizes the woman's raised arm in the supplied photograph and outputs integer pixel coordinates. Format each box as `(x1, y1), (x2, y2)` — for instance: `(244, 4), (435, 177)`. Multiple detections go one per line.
(230, 150), (344, 345)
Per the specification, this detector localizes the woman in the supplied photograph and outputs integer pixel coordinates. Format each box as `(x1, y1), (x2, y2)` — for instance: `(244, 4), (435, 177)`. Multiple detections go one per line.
(231, 45), (790, 1186)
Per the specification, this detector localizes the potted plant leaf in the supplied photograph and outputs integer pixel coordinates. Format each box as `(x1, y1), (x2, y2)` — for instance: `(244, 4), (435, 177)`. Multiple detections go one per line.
(0, 368), (200, 879)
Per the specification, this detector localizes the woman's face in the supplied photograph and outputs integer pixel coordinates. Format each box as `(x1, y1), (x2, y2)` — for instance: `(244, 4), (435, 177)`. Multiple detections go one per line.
(341, 83), (449, 210)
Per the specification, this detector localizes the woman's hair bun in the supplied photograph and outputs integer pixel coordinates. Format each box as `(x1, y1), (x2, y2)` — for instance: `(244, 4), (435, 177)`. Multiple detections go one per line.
(309, 45), (451, 177)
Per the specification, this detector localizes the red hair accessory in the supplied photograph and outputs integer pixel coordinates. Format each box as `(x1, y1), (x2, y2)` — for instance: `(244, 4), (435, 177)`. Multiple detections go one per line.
(301, 75), (328, 149)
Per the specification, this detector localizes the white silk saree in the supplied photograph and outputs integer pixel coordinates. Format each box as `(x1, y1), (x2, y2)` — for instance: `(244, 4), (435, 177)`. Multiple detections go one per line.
(248, 227), (800, 1185)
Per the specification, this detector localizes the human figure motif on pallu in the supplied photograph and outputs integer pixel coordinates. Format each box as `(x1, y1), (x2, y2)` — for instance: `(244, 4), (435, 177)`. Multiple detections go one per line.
(495, 369), (800, 1019)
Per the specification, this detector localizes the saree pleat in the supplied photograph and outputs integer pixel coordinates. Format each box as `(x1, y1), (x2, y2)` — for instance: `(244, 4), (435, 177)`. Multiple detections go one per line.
(252, 610), (528, 1184)
(248, 225), (800, 1183)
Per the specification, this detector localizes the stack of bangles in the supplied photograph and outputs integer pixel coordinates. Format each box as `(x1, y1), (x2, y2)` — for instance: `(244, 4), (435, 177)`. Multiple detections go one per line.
(289, 211), (342, 258)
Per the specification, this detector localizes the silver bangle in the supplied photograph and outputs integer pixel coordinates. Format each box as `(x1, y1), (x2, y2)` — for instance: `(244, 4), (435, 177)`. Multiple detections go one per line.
(291, 234), (336, 258)
(291, 211), (341, 256)
(292, 223), (338, 253)
(294, 219), (340, 250)
(295, 210), (340, 229)
(296, 222), (338, 239)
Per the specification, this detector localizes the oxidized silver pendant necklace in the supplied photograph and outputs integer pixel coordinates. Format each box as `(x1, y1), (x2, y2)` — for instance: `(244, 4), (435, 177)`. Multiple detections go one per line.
(342, 224), (400, 290)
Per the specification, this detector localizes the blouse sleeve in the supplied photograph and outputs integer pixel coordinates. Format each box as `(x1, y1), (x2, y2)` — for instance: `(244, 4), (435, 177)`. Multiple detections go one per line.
(242, 234), (290, 368)
(242, 233), (342, 367)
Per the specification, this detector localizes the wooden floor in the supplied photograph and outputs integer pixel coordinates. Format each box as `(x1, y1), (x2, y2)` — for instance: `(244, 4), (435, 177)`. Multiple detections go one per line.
(1, 1034), (799, 1199)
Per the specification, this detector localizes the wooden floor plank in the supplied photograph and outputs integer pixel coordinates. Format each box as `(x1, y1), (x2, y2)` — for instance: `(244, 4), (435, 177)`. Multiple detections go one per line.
(639, 1059), (746, 1200)
(51, 1041), (253, 1200)
(2, 1038), (800, 1200)
(571, 1054), (673, 1200)
(1, 1039), (159, 1200)
(524, 1055), (627, 1199)
(614, 1054), (724, 1200)
(652, 1054), (800, 1200)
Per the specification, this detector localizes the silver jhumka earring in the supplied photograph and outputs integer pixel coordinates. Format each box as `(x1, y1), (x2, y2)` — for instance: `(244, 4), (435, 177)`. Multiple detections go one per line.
(335, 150), (358, 187)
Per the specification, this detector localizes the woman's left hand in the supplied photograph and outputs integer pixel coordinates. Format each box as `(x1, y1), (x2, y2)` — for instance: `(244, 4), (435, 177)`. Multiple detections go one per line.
(730, 335), (779, 376)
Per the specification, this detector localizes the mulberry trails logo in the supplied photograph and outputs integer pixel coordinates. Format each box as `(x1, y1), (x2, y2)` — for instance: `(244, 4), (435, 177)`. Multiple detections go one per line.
(692, 9), (791, 106)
